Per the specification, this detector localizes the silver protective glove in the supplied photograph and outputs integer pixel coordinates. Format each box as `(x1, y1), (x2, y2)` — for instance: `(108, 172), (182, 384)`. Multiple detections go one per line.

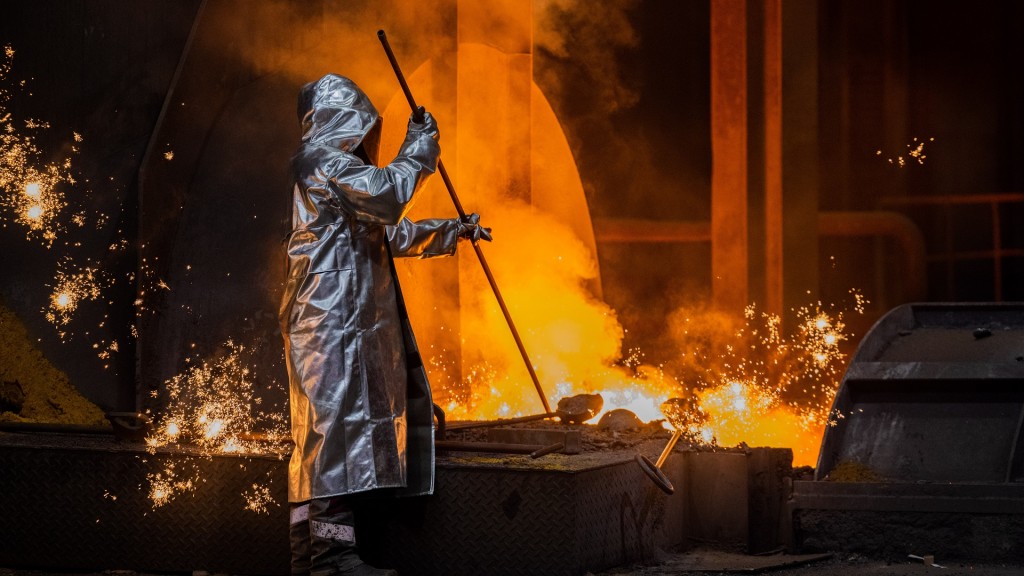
(457, 213), (492, 242)
(407, 106), (438, 140)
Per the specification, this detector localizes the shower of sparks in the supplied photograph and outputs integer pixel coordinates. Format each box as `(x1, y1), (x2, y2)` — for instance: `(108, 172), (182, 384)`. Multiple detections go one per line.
(243, 475), (279, 515)
(44, 260), (109, 337)
(2, 163), (71, 247)
(143, 340), (288, 510)
(876, 137), (933, 168)
(145, 462), (197, 508)
(1, 45), (82, 248)
(659, 290), (867, 465)
(146, 340), (289, 453)
(430, 287), (863, 465)
(94, 339), (120, 367)
(133, 250), (171, 315)
(4, 44), (123, 361)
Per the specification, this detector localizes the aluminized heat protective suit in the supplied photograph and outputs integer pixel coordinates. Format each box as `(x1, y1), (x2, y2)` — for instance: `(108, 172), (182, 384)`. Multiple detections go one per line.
(280, 73), (460, 503)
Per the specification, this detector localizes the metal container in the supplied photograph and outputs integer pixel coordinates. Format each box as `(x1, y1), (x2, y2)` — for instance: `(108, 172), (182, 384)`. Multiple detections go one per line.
(815, 302), (1024, 483)
(793, 302), (1024, 562)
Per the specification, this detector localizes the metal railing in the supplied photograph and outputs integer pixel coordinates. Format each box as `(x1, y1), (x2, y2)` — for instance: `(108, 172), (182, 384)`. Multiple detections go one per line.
(592, 210), (928, 305)
(880, 193), (1024, 301)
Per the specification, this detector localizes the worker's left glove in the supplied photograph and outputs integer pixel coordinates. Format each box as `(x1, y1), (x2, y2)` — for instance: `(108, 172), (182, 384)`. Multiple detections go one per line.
(408, 107), (439, 140)
(457, 213), (492, 242)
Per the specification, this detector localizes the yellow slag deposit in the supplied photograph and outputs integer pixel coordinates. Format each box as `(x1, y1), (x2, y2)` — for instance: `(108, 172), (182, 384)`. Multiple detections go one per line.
(0, 298), (106, 425)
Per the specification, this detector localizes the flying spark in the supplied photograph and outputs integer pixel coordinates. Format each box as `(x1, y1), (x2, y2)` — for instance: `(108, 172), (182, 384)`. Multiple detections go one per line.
(660, 292), (867, 465)
(1, 47), (81, 247)
(44, 261), (109, 337)
(143, 340), (288, 510)
(876, 137), (934, 168)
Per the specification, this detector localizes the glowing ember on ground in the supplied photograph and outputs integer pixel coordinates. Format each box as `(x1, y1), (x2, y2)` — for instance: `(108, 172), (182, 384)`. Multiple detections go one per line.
(143, 340), (288, 510)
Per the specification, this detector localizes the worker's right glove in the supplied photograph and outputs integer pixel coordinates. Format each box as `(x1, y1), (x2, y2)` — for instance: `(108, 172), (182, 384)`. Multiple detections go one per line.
(457, 213), (492, 242)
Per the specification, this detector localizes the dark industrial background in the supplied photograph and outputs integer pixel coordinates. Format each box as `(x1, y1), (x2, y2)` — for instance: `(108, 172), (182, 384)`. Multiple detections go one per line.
(0, 0), (1022, 415)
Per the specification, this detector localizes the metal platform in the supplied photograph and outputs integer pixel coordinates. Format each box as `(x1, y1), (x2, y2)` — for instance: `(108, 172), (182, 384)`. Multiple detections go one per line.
(0, 431), (686, 576)
(792, 480), (1024, 561)
(355, 449), (685, 576)
(0, 430), (291, 575)
(0, 429), (792, 575)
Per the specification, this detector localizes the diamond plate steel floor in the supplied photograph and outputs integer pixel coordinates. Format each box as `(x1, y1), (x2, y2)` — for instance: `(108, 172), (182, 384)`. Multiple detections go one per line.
(0, 431), (686, 576)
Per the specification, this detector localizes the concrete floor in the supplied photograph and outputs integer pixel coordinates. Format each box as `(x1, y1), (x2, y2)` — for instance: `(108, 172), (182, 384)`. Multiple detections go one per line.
(6, 551), (1024, 576)
(594, 549), (1024, 575)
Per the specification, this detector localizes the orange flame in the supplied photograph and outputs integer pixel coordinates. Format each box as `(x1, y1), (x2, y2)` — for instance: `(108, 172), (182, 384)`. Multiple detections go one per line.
(377, 48), (863, 467)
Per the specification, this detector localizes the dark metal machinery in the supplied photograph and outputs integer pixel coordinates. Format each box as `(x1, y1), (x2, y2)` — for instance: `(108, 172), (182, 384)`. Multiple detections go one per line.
(793, 302), (1024, 561)
(815, 302), (1024, 483)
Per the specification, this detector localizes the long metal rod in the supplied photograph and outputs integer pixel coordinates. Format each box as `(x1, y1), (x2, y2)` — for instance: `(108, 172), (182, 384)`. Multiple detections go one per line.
(655, 429), (684, 468)
(377, 29), (551, 414)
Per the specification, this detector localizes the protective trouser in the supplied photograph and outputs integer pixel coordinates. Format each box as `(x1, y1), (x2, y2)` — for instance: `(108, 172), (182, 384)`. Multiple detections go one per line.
(289, 497), (398, 576)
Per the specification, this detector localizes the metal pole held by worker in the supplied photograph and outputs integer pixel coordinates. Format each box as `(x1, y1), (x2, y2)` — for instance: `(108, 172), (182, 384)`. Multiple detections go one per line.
(377, 29), (552, 414)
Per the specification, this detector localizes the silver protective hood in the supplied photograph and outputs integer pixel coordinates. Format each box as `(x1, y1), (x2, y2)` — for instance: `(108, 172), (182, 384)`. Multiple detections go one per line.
(297, 74), (382, 163)
(281, 73), (460, 502)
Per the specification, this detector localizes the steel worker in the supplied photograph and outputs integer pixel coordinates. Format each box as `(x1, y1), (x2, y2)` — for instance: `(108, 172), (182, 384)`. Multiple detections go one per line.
(280, 73), (490, 576)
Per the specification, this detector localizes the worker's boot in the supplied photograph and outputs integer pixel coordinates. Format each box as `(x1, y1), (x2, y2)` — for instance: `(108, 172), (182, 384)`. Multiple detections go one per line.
(309, 497), (398, 576)
(289, 502), (313, 575)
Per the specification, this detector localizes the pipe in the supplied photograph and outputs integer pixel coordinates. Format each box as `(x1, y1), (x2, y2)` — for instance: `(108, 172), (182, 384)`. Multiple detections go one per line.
(817, 211), (927, 302)
(656, 429), (684, 468)
(591, 211), (927, 302)
(592, 217), (711, 244)
(447, 412), (557, 431)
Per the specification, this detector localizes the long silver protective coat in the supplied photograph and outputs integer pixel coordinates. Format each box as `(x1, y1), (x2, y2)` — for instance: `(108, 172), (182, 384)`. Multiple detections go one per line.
(280, 74), (458, 502)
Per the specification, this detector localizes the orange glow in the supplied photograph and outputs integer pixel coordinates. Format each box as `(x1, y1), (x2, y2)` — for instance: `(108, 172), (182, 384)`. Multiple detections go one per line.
(696, 378), (828, 467)
(377, 46), (861, 467)
(431, 265), (859, 466)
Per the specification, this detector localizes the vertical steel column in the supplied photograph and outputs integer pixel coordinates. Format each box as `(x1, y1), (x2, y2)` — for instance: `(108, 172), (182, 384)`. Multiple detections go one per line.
(782, 0), (820, 312)
(711, 0), (749, 312)
(764, 0), (784, 318)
